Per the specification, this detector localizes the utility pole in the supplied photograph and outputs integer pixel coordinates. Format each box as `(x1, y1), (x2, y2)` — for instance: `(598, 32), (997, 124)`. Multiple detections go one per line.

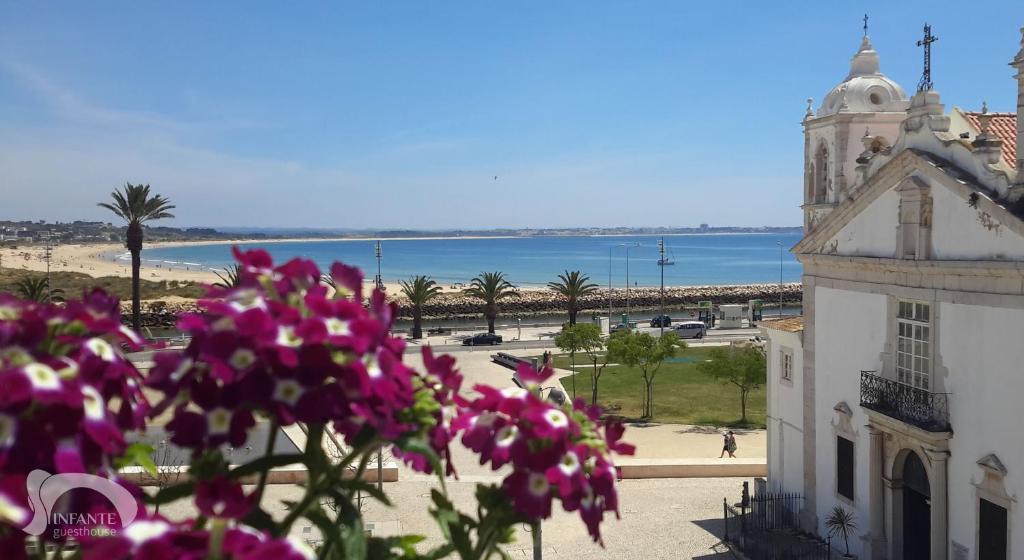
(374, 240), (383, 492)
(624, 242), (640, 325)
(658, 237), (666, 335)
(607, 245), (613, 331)
(374, 240), (383, 291)
(44, 231), (53, 302)
(778, 241), (784, 316)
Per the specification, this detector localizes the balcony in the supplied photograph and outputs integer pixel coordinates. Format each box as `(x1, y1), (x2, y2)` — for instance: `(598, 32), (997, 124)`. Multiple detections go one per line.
(859, 371), (951, 432)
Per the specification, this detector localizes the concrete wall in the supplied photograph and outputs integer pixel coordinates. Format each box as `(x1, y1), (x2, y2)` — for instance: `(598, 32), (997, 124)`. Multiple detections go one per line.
(930, 183), (1024, 260)
(765, 327), (804, 494)
(812, 285), (887, 558)
(829, 188), (899, 257)
(941, 302), (1024, 557)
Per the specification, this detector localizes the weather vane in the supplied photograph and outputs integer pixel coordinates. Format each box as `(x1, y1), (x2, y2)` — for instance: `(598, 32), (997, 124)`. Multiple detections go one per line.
(916, 23), (938, 92)
(863, 14), (869, 37)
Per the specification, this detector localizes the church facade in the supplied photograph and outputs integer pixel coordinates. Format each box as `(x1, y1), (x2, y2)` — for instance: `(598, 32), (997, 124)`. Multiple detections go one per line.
(766, 25), (1024, 560)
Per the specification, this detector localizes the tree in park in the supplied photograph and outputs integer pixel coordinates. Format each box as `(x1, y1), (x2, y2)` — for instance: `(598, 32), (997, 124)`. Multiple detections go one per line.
(98, 183), (175, 331)
(547, 270), (600, 325)
(584, 328), (618, 407)
(554, 322), (604, 400)
(400, 275), (443, 340)
(606, 330), (681, 419)
(464, 271), (515, 334)
(697, 345), (766, 425)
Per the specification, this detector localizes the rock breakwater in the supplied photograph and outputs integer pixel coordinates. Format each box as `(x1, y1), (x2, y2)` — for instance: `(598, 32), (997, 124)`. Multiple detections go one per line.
(125, 282), (803, 328)
(392, 282), (802, 319)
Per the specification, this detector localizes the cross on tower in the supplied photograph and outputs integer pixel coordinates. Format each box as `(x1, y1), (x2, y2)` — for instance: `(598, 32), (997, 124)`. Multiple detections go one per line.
(863, 14), (869, 37)
(916, 23), (938, 92)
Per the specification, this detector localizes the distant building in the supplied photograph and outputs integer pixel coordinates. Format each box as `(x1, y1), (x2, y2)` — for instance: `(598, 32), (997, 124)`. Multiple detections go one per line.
(769, 26), (1024, 560)
(760, 316), (804, 496)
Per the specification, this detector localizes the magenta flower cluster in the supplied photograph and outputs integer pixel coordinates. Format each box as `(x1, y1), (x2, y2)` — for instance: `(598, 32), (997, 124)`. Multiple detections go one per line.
(0, 290), (149, 554)
(147, 247), (458, 473)
(454, 363), (635, 543)
(80, 517), (315, 560)
(0, 248), (634, 557)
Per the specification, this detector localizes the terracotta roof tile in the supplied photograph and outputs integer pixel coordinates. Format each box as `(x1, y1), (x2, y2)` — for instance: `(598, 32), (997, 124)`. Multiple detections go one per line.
(962, 111), (1017, 167)
(760, 316), (804, 333)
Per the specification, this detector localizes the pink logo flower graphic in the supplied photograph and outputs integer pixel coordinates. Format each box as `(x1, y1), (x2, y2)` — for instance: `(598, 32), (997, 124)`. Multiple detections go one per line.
(21, 469), (138, 536)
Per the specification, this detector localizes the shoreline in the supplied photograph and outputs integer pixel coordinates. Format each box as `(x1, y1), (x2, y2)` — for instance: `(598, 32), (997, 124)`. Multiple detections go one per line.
(3, 236), (801, 292)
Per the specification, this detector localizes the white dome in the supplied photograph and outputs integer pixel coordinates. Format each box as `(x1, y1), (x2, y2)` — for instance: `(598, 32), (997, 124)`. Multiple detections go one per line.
(817, 36), (909, 116)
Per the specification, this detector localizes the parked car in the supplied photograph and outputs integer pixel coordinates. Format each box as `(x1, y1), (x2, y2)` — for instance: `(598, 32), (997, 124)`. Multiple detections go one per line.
(463, 333), (503, 346)
(610, 323), (632, 333)
(674, 321), (707, 339)
(649, 315), (672, 328)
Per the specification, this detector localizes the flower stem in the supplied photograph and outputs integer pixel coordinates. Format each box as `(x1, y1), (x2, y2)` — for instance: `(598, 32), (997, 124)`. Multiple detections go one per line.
(208, 518), (227, 560)
(253, 418), (279, 507)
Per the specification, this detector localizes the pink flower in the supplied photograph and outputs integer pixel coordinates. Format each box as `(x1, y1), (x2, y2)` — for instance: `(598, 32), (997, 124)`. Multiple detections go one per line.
(195, 476), (254, 519)
(454, 361), (633, 543)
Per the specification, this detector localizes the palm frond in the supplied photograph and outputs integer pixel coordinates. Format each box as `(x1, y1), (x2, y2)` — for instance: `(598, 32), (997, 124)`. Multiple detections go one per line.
(99, 183), (175, 225)
(400, 275), (442, 305)
(463, 271), (514, 302)
(13, 277), (63, 303)
(213, 265), (243, 289)
(547, 270), (599, 298)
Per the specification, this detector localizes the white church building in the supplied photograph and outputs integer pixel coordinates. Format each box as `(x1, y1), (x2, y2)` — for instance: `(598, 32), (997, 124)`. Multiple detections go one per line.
(763, 25), (1024, 560)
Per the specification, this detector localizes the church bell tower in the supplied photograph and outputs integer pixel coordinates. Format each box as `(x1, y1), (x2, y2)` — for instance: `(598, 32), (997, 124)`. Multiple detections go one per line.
(802, 24), (910, 232)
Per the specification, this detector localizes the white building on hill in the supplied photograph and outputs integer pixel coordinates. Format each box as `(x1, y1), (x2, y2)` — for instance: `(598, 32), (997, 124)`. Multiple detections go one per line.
(766, 25), (1024, 560)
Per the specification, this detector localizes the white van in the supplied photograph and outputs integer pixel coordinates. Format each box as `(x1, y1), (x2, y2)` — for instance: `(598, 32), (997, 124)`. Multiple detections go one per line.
(674, 321), (707, 339)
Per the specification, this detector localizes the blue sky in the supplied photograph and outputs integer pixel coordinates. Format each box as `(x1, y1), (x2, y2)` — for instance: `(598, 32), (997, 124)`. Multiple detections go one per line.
(0, 2), (1020, 229)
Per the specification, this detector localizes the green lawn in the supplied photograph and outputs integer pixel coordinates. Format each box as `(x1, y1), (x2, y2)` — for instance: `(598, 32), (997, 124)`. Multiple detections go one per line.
(547, 347), (766, 428)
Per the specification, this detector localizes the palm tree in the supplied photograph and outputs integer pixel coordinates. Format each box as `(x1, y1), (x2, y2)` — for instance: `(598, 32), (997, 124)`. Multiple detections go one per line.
(547, 270), (599, 325)
(214, 265), (242, 289)
(98, 183), (175, 331)
(400, 276), (442, 340)
(464, 271), (514, 334)
(13, 277), (64, 303)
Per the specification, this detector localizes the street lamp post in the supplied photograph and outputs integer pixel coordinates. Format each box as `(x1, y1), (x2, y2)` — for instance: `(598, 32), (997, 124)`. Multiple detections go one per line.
(624, 242), (640, 325)
(608, 245), (613, 330)
(658, 237), (666, 335)
(778, 241), (784, 316)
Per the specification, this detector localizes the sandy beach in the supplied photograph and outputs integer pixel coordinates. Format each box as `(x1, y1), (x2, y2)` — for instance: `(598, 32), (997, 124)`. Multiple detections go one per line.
(0, 239), (492, 293)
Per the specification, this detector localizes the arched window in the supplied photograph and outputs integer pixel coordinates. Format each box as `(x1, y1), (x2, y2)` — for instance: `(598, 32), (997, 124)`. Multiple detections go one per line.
(814, 143), (829, 203)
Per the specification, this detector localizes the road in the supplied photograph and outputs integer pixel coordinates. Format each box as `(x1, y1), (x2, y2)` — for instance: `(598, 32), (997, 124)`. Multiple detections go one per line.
(408, 328), (762, 354)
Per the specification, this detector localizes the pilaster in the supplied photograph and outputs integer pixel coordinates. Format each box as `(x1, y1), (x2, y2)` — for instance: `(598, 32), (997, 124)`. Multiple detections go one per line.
(866, 425), (888, 559)
(925, 447), (950, 560)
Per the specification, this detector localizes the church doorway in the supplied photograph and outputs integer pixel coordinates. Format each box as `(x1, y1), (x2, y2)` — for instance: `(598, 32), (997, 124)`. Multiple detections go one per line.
(901, 451), (931, 560)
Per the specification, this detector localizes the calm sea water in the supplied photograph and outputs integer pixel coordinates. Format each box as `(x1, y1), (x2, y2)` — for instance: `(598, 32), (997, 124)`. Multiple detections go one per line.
(140, 233), (803, 288)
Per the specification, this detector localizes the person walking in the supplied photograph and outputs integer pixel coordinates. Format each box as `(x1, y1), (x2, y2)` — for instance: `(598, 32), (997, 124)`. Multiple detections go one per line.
(719, 430), (737, 458)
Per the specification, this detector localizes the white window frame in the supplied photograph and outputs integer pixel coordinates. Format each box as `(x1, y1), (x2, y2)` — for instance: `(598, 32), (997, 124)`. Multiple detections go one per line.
(896, 300), (931, 390)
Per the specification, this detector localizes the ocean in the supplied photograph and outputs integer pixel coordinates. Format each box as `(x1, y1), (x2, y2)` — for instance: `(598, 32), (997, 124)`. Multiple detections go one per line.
(139, 233), (803, 288)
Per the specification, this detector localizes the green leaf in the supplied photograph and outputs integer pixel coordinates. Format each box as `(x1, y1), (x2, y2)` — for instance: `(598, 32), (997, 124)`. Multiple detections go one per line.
(241, 506), (276, 532)
(115, 442), (157, 476)
(334, 479), (393, 507)
(343, 517), (368, 560)
(147, 481), (194, 506)
(228, 453), (306, 480)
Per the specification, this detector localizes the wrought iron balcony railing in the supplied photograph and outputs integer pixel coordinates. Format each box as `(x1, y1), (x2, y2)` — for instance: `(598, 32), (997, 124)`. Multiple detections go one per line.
(859, 371), (951, 432)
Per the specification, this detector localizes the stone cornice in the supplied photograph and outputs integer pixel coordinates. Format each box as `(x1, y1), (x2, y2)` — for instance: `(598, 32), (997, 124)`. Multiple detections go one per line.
(798, 253), (1024, 275)
(799, 254), (1024, 299)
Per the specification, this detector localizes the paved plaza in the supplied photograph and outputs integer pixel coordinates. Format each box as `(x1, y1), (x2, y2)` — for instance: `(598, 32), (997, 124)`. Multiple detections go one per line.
(152, 344), (764, 558)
